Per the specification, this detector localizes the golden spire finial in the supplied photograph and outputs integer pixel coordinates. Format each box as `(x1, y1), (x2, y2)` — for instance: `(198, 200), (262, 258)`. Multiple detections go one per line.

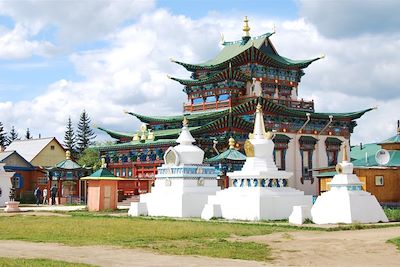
(243, 16), (250, 37)
(256, 103), (262, 112)
(101, 156), (107, 168)
(397, 120), (400, 135)
(342, 144), (349, 162)
(183, 117), (189, 127)
(228, 137), (235, 149)
(66, 150), (71, 160)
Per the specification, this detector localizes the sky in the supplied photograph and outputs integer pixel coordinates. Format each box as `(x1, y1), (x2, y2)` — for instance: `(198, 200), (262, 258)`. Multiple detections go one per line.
(0, 0), (399, 145)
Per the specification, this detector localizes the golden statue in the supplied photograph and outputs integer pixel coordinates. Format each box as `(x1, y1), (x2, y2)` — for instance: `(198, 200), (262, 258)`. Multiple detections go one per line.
(244, 140), (255, 157)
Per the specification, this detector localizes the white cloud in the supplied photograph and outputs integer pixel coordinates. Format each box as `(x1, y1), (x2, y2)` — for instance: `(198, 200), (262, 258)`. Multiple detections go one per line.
(0, 8), (398, 146)
(298, 0), (400, 38)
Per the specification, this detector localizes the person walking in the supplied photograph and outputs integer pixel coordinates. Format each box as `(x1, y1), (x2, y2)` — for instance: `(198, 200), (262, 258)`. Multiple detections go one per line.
(42, 187), (48, 205)
(50, 184), (57, 205)
(34, 186), (42, 206)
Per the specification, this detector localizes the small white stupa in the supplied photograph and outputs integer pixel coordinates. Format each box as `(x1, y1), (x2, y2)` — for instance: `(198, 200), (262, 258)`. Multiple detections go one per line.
(201, 104), (312, 221)
(311, 146), (388, 224)
(128, 118), (220, 218)
(0, 163), (14, 206)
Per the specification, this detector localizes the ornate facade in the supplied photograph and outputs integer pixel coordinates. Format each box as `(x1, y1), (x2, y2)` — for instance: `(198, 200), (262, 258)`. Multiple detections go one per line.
(97, 17), (373, 196)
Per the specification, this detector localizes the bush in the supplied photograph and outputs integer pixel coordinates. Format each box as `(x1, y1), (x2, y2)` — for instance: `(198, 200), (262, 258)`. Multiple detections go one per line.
(19, 191), (36, 204)
(384, 208), (400, 222)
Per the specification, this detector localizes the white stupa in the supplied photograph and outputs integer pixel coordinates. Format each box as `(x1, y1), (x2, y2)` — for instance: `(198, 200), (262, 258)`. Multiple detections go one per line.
(128, 118), (220, 218)
(201, 104), (312, 221)
(311, 146), (388, 224)
(0, 163), (14, 206)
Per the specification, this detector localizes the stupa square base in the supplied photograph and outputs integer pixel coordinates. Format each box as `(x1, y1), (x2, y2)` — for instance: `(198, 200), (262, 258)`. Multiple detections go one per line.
(311, 190), (389, 224)
(129, 187), (220, 218)
(201, 187), (312, 221)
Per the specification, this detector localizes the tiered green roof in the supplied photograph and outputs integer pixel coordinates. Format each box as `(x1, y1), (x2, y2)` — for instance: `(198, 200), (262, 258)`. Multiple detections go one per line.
(352, 150), (400, 167)
(81, 167), (125, 180)
(172, 33), (322, 71)
(379, 134), (400, 144)
(169, 67), (250, 86)
(206, 148), (246, 163)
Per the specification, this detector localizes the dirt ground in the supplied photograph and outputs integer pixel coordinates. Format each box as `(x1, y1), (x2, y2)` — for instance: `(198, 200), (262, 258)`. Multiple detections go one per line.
(0, 226), (399, 267)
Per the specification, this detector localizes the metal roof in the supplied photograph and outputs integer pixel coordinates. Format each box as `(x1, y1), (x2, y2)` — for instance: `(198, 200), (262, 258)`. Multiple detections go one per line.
(5, 137), (60, 162)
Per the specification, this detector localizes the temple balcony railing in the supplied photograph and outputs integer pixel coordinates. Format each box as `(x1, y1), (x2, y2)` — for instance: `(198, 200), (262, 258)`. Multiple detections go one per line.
(183, 96), (314, 113)
(183, 99), (230, 112)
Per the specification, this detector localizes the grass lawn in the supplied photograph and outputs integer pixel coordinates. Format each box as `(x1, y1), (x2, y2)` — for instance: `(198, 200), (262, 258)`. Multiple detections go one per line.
(0, 257), (95, 267)
(0, 213), (293, 262)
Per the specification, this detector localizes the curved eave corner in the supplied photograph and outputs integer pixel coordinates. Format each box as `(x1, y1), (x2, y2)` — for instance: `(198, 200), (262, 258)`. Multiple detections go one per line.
(96, 126), (133, 139)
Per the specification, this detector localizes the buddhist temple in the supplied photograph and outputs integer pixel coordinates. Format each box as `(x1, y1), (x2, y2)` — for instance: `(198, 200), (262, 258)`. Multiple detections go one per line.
(96, 17), (374, 197)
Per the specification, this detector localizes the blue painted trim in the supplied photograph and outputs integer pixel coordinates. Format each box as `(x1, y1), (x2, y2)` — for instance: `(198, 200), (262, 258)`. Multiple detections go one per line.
(4, 166), (35, 171)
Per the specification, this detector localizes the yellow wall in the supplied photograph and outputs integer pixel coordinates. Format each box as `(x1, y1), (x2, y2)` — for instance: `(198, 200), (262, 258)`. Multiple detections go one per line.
(31, 139), (65, 167)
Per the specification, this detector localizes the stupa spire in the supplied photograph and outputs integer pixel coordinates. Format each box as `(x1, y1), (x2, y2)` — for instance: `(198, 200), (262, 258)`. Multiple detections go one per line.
(176, 117), (195, 145)
(243, 16), (250, 37)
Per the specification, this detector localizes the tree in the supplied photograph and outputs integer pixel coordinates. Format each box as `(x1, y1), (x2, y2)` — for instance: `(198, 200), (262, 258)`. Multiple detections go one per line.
(0, 122), (7, 148)
(7, 126), (19, 145)
(76, 110), (96, 154)
(64, 116), (76, 153)
(25, 128), (32, 140)
(77, 147), (101, 170)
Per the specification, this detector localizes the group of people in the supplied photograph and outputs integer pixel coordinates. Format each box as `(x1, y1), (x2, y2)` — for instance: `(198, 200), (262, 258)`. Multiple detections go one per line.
(33, 185), (58, 206)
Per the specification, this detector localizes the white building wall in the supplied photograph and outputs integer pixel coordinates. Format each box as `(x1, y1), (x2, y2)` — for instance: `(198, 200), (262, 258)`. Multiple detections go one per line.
(277, 133), (349, 196)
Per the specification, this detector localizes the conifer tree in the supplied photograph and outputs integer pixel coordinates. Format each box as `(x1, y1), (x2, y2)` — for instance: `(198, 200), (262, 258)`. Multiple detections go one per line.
(0, 122), (6, 148)
(8, 126), (19, 145)
(25, 128), (32, 139)
(64, 116), (76, 153)
(76, 110), (96, 154)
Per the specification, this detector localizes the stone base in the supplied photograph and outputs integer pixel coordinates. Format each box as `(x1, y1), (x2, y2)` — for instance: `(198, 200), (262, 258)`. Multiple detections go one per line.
(130, 186), (220, 218)
(4, 201), (21, 213)
(201, 202), (222, 220)
(311, 190), (388, 224)
(128, 202), (148, 216)
(201, 187), (312, 221)
(289, 205), (311, 225)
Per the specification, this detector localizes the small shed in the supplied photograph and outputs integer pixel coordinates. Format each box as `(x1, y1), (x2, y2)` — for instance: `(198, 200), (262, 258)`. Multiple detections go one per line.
(81, 163), (124, 211)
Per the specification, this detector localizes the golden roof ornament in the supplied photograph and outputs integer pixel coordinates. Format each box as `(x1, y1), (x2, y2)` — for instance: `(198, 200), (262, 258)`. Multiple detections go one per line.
(66, 150), (71, 160)
(244, 140), (254, 157)
(132, 132), (139, 141)
(101, 156), (107, 168)
(243, 16), (250, 37)
(342, 143), (349, 162)
(228, 137), (235, 149)
(397, 120), (400, 135)
(182, 117), (189, 127)
(140, 123), (147, 133)
(148, 129), (155, 140)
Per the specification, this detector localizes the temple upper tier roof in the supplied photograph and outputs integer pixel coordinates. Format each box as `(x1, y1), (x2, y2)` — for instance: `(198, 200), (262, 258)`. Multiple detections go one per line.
(126, 97), (375, 125)
(171, 33), (322, 71)
(169, 67), (250, 86)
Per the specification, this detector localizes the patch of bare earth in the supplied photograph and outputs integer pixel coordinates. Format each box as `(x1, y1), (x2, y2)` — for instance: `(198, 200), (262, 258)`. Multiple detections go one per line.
(232, 226), (400, 267)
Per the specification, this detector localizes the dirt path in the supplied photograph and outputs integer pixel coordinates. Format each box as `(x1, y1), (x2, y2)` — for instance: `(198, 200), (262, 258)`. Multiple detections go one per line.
(0, 241), (267, 267)
(0, 226), (399, 267)
(234, 226), (400, 266)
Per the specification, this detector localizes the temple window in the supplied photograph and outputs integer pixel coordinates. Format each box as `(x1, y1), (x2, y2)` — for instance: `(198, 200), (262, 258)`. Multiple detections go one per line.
(325, 137), (342, 166)
(299, 136), (318, 183)
(273, 134), (290, 170)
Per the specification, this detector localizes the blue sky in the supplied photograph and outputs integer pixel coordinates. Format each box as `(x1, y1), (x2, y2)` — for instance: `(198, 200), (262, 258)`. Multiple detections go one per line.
(0, 0), (399, 144)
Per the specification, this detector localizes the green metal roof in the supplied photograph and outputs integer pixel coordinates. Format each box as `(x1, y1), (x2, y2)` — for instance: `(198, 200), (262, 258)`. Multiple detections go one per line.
(97, 139), (177, 151)
(379, 134), (400, 144)
(232, 97), (374, 120)
(350, 143), (381, 161)
(352, 150), (400, 167)
(54, 159), (82, 170)
(206, 148), (246, 163)
(127, 109), (229, 124)
(170, 68), (250, 86)
(81, 167), (125, 180)
(315, 171), (337, 178)
(173, 33), (321, 71)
